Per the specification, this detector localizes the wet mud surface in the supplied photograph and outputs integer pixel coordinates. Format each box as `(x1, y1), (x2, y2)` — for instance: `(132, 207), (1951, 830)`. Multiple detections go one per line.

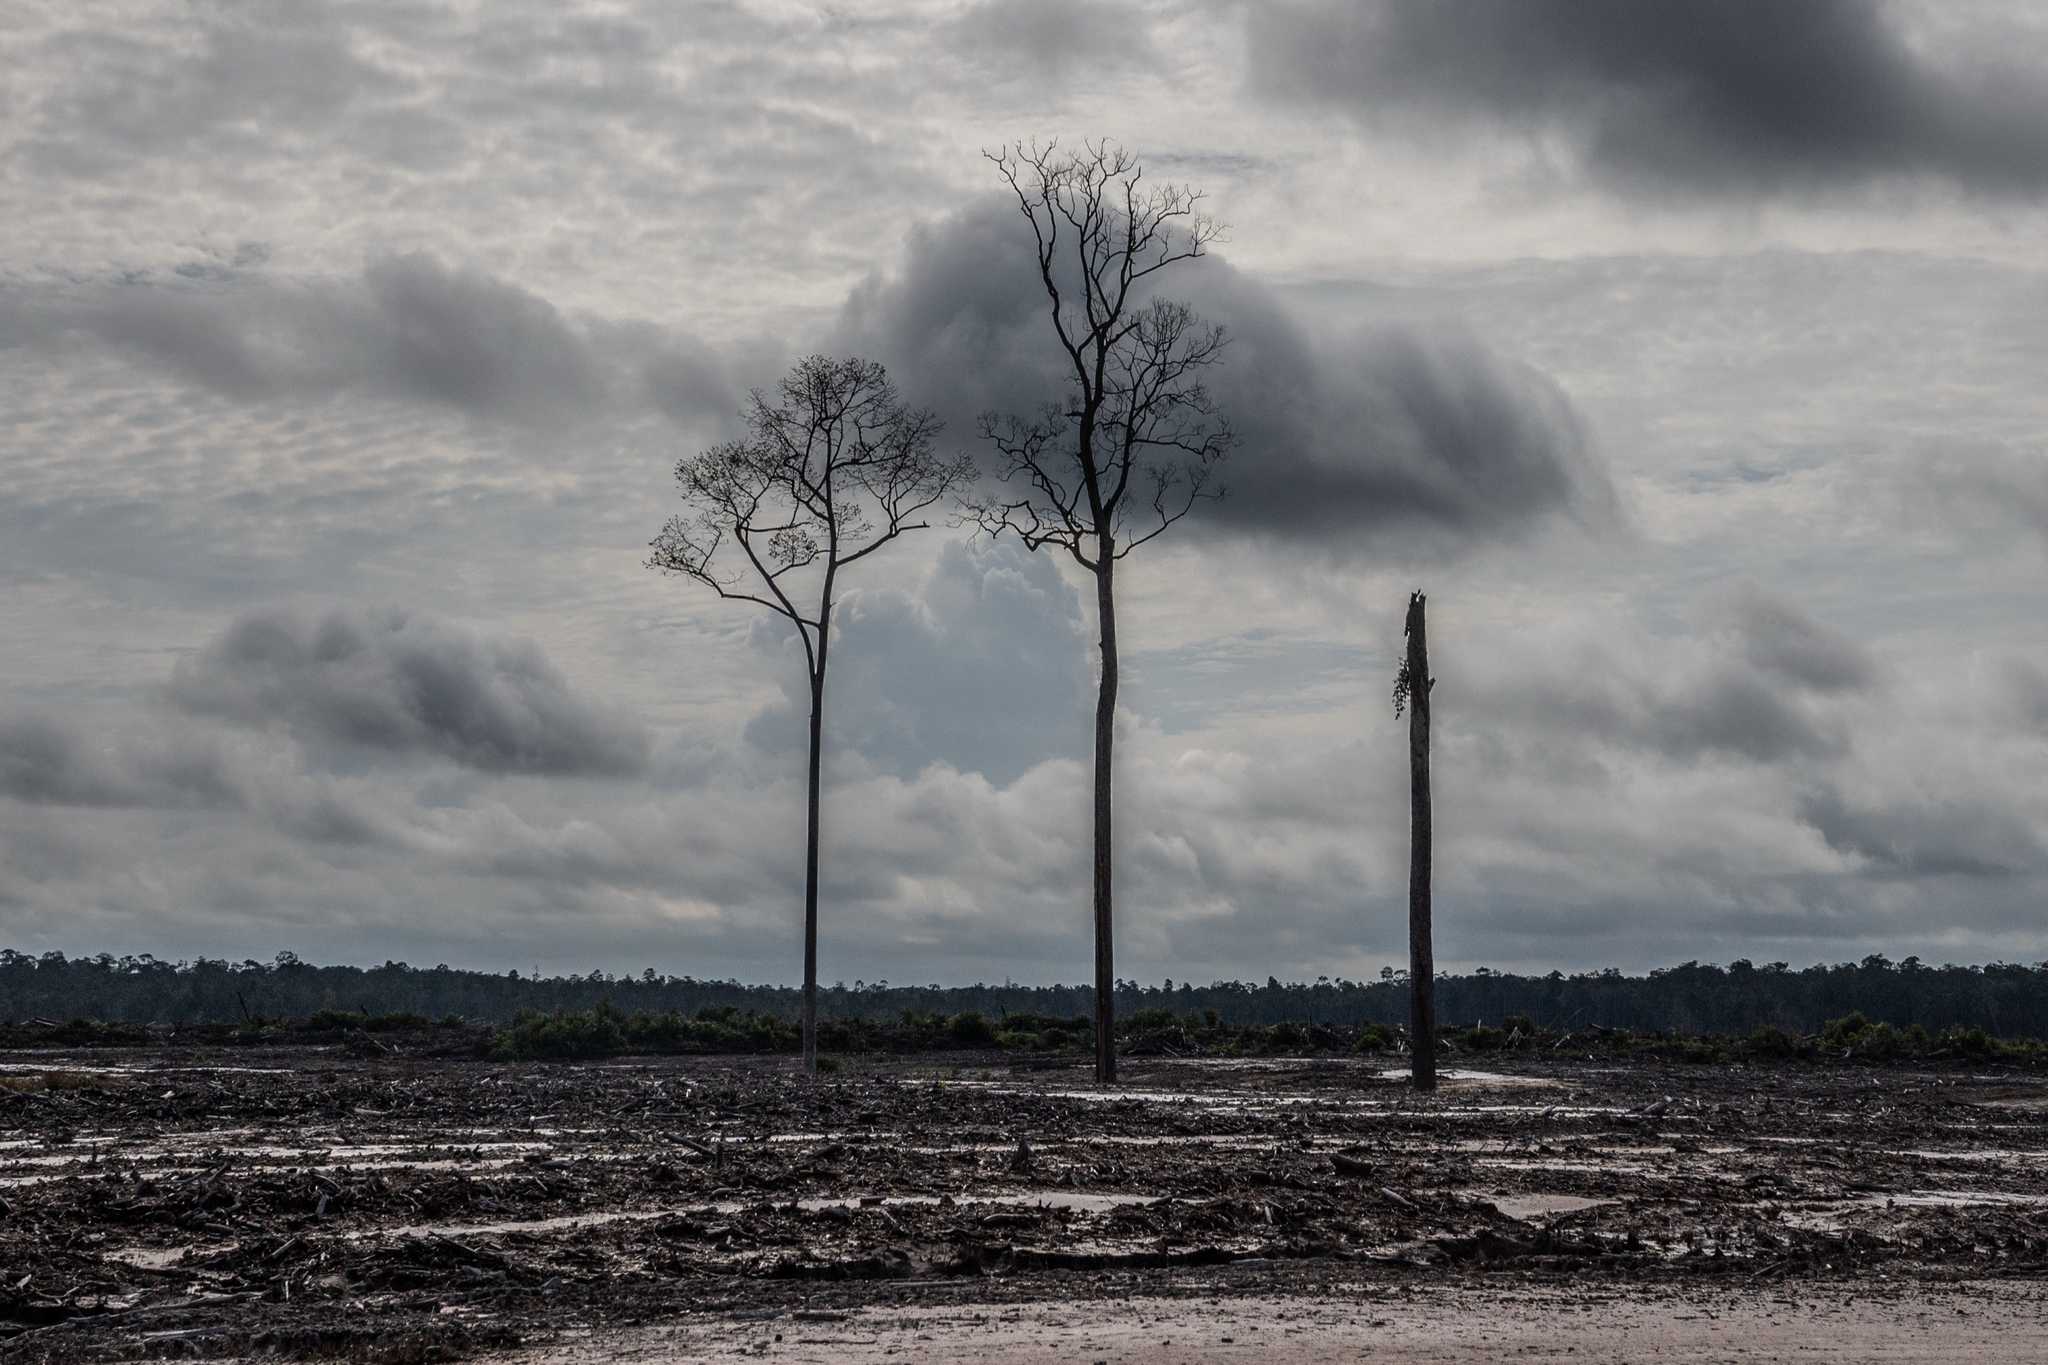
(3, 1049), (2046, 1361)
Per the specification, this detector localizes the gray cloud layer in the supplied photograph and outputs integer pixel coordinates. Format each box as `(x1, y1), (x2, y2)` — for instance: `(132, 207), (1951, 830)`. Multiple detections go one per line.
(0, 712), (237, 810)
(836, 199), (1615, 558)
(1251, 0), (2048, 198)
(6, 254), (736, 428)
(943, 0), (1154, 79)
(169, 608), (647, 777)
(1467, 587), (1877, 768)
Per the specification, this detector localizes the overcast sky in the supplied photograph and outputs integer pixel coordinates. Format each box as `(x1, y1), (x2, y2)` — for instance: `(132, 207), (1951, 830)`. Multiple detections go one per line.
(4, 0), (2045, 984)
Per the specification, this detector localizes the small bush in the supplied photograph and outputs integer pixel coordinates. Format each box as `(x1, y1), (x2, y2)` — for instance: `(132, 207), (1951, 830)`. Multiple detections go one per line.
(493, 1004), (626, 1059)
(1943, 1026), (1997, 1058)
(1262, 1021), (1307, 1052)
(1854, 1021), (1905, 1061)
(1125, 1007), (1179, 1034)
(1820, 1012), (1873, 1050)
(1353, 1023), (1394, 1053)
(1745, 1025), (1800, 1058)
(1503, 1014), (1537, 1039)
(948, 1011), (997, 1046)
(1462, 1024), (1508, 1052)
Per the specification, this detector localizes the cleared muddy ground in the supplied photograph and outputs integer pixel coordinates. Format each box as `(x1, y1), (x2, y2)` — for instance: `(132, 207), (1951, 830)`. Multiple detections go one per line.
(3, 1047), (2046, 1361)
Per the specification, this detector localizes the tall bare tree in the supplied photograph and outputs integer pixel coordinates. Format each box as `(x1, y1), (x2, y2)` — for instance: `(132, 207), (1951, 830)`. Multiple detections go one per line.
(966, 142), (1234, 1083)
(650, 356), (968, 1074)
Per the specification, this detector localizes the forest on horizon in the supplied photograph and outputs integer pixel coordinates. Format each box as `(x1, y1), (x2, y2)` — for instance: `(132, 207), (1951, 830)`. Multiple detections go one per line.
(6, 949), (2048, 1039)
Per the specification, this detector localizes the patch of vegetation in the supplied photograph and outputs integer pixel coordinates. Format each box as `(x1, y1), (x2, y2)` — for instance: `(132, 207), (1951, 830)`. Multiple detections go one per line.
(1943, 1025), (1997, 1058)
(1461, 1024), (1509, 1052)
(9, 990), (2048, 1069)
(493, 1003), (628, 1059)
(948, 1011), (997, 1046)
(1125, 1007), (1180, 1034)
(1744, 1025), (1802, 1058)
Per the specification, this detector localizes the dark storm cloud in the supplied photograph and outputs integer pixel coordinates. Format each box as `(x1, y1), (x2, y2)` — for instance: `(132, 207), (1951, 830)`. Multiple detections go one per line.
(1249, 0), (2048, 198)
(1196, 288), (1613, 550)
(168, 608), (647, 777)
(835, 199), (1613, 559)
(0, 712), (238, 810)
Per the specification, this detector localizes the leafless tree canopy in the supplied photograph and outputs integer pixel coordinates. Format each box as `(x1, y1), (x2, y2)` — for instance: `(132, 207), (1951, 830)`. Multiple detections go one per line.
(964, 141), (1235, 564)
(650, 355), (967, 676)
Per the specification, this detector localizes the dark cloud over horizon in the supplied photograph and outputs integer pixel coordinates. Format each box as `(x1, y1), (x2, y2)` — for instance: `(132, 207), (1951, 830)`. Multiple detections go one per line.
(1250, 0), (2048, 199)
(10, 255), (612, 423)
(1461, 587), (1876, 769)
(169, 607), (648, 777)
(0, 712), (239, 811)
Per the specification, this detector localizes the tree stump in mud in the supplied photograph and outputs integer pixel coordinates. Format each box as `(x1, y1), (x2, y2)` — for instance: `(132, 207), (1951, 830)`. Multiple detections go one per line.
(1395, 591), (1436, 1094)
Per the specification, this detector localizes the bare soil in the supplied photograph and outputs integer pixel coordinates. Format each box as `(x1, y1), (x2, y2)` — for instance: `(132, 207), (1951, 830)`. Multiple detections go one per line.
(3, 1046), (2046, 1362)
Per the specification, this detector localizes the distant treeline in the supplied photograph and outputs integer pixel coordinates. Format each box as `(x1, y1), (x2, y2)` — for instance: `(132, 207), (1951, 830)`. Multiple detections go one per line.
(4, 950), (2048, 1038)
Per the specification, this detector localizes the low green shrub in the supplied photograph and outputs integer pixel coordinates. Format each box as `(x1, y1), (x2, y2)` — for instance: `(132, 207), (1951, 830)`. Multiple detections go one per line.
(1262, 1021), (1307, 1052)
(1745, 1025), (1800, 1058)
(1124, 1007), (1180, 1034)
(948, 1011), (997, 1046)
(1462, 1024), (1508, 1052)
(1943, 1025), (1997, 1058)
(1353, 1023), (1394, 1053)
(1820, 1011), (1873, 1050)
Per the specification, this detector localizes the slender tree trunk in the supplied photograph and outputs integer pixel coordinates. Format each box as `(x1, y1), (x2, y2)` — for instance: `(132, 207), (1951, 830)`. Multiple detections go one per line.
(1093, 551), (1118, 1084)
(1405, 592), (1436, 1093)
(802, 663), (825, 1077)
